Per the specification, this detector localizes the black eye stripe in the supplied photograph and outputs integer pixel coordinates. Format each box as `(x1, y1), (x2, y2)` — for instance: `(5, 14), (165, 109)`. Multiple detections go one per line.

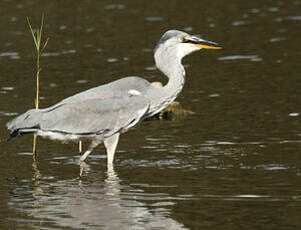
(182, 38), (219, 47)
(183, 39), (199, 44)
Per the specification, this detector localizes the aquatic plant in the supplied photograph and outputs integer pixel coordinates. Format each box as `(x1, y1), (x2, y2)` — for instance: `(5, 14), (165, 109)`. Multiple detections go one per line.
(27, 15), (49, 159)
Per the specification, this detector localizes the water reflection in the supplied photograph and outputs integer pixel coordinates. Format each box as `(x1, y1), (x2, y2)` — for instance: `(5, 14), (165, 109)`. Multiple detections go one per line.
(218, 55), (262, 61)
(0, 52), (20, 59)
(8, 161), (188, 229)
(105, 4), (125, 10)
(4, 138), (301, 229)
(286, 16), (301, 20)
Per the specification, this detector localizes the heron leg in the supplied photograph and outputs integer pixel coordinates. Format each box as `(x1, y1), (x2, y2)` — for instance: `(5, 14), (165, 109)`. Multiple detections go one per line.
(79, 140), (82, 153)
(79, 161), (90, 177)
(80, 139), (102, 162)
(104, 133), (120, 167)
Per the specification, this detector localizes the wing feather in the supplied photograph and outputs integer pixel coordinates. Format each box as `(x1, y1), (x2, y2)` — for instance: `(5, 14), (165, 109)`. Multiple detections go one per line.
(40, 96), (150, 136)
(56, 77), (150, 105)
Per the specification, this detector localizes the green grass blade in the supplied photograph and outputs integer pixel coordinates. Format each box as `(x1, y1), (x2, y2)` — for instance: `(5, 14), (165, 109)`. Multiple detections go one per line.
(42, 37), (49, 52)
(37, 29), (41, 51)
(40, 14), (44, 40)
(26, 17), (39, 50)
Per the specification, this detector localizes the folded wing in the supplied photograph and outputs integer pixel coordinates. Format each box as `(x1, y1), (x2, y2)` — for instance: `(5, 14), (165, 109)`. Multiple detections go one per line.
(40, 95), (150, 137)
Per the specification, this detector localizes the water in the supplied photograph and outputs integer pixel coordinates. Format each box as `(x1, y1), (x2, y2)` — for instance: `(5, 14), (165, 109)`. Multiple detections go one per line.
(0, 0), (300, 229)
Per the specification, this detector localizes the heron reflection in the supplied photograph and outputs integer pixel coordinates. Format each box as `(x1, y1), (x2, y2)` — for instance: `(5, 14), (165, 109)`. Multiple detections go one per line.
(8, 161), (188, 229)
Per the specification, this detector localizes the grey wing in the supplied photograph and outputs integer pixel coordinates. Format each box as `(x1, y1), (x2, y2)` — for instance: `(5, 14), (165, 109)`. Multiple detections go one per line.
(40, 95), (150, 137)
(55, 76), (151, 105)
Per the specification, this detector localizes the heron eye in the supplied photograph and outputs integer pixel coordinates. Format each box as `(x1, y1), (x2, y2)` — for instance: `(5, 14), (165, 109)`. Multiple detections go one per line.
(182, 36), (191, 43)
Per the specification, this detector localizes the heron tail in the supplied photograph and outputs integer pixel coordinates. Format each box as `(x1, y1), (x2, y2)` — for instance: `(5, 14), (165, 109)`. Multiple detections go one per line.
(6, 109), (42, 141)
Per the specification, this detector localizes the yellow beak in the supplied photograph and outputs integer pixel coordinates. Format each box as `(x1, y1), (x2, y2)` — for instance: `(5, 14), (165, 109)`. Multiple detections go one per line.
(195, 44), (222, 50)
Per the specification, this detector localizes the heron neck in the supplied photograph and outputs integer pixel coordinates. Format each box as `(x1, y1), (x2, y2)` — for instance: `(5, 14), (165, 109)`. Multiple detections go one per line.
(148, 58), (185, 115)
(163, 59), (185, 95)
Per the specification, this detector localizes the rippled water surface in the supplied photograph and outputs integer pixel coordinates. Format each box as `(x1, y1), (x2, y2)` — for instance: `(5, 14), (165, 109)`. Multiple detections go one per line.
(0, 0), (300, 229)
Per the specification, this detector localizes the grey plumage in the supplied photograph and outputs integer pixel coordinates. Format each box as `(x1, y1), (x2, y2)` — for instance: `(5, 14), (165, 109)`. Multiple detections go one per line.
(57, 77), (151, 105)
(154, 30), (188, 52)
(41, 96), (149, 135)
(6, 30), (221, 168)
(7, 109), (42, 139)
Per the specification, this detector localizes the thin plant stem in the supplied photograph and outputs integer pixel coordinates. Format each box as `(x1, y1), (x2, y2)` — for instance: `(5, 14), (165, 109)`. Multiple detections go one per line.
(27, 15), (48, 161)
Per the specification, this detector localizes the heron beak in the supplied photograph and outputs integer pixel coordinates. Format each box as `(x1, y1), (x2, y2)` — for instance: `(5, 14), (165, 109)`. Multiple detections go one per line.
(184, 36), (222, 50)
(195, 42), (222, 50)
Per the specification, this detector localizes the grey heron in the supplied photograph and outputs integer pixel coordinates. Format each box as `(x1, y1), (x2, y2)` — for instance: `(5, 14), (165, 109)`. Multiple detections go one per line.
(6, 30), (221, 168)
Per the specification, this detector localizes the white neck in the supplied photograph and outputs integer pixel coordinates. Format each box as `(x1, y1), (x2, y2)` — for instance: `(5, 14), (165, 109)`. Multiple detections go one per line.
(162, 58), (185, 102)
(145, 34), (202, 116)
(147, 48), (186, 115)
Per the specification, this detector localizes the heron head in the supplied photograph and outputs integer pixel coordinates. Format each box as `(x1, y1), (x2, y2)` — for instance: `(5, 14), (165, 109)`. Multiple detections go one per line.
(155, 30), (222, 60)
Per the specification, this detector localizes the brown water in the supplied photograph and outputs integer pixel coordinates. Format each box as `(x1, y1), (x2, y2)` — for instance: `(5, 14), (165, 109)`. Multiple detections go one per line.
(0, 0), (300, 229)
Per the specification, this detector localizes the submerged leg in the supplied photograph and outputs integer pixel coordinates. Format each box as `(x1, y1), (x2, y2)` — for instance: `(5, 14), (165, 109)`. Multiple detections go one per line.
(79, 161), (91, 177)
(104, 133), (120, 167)
(80, 139), (102, 162)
